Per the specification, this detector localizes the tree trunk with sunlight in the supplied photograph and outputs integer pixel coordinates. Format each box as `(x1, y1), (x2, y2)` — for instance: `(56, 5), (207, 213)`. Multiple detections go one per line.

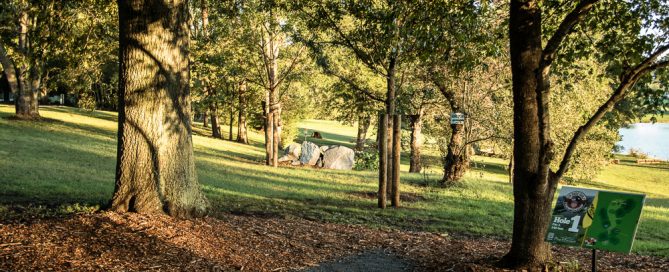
(111, 0), (209, 218)
(236, 80), (249, 144)
(408, 111), (423, 173)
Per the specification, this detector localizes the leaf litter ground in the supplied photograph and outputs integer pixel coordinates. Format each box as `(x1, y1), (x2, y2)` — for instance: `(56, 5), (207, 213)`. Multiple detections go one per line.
(1, 211), (667, 271)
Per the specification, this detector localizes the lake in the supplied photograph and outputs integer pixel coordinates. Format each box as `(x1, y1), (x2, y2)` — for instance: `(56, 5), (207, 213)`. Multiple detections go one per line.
(617, 123), (669, 160)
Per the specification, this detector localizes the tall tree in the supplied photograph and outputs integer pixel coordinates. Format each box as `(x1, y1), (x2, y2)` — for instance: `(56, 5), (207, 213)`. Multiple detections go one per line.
(504, 0), (668, 267)
(0, 0), (58, 118)
(296, 0), (435, 207)
(111, 0), (209, 218)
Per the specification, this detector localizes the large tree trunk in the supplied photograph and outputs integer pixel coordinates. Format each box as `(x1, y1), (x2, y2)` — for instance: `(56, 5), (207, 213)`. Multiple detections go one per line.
(236, 80), (248, 144)
(111, 0), (209, 219)
(442, 123), (469, 183)
(408, 111), (423, 173)
(14, 9), (39, 119)
(355, 114), (371, 151)
(501, 0), (556, 267)
(0, 44), (19, 97)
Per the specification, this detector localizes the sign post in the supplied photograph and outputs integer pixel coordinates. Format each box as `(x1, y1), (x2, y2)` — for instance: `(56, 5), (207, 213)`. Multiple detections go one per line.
(545, 186), (645, 271)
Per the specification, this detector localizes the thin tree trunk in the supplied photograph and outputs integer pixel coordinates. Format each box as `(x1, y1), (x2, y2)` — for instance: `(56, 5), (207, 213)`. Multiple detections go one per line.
(508, 152), (514, 183)
(271, 100), (280, 166)
(355, 114), (371, 151)
(385, 57), (397, 196)
(203, 110), (208, 127)
(111, 0), (209, 219)
(378, 113), (388, 208)
(236, 80), (248, 144)
(391, 114), (401, 208)
(409, 111), (423, 173)
(263, 98), (273, 166)
(229, 107), (234, 140)
(442, 123), (469, 183)
(274, 103), (283, 150)
(210, 103), (221, 139)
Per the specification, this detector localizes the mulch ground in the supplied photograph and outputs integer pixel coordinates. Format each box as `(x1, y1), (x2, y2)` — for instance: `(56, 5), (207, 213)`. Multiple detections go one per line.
(0, 212), (667, 271)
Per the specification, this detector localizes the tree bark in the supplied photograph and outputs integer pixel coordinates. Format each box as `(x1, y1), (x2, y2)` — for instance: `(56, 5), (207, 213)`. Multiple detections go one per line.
(203, 110), (208, 127)
(391, 114), (401, 208)
(502, 0), (555, 267)
(0, 43), (19, 96)
(355, 114), (371, 151)
(408, 111), (423, 173)
(14, 8), (39, 119)
(385, 57), (397, 196)
(377, 113), (388, 208)
(442, 123), (469, 183)
(112, 0), (209, 219)
(263, 98), (274, 166)
(229, 107), (234, 140)
(236, 80), (248, 144)
(210, 103), (221, 138)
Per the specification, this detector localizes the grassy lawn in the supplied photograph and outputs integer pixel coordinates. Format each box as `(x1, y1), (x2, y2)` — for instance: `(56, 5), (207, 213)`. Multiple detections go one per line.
(640, 112), (669, 123)
(0, 105), (667, 256)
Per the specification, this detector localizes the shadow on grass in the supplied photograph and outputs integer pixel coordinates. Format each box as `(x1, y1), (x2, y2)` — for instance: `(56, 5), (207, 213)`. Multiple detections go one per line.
(42, 106), (119, 123)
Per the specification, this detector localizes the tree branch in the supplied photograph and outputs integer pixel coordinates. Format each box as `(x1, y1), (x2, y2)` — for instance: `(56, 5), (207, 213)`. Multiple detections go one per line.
(306, 2), (386, 76)
(554, 45), (669, 180)
(541, 0), (600, 68)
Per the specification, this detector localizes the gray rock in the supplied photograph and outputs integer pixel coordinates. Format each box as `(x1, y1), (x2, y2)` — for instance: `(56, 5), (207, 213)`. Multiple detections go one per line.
(291, 160), (302, 166)
(278, 154), (297, 162)
(320, 145), (330, 153)
(284, 143), (302, 158)
(322, 146), (355, 170)
(299, 141), (321, 166)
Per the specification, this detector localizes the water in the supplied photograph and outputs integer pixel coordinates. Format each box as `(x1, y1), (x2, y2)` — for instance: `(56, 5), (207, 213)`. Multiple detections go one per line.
(617, 123), (669, 160)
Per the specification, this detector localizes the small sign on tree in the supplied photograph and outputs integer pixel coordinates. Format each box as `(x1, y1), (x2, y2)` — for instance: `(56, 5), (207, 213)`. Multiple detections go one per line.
(450, 113), (465, 125)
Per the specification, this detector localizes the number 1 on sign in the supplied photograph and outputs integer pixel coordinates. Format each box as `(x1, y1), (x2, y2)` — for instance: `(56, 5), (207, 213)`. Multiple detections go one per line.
(568, 215), (581, 232)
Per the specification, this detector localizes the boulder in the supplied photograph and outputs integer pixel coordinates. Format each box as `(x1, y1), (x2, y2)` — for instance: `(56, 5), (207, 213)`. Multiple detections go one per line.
(278, 154), (296, 162)
(322, 146), (355, 170)
(279, 143), (302, 163)
(320, 145), (330, 153)
(299, 141), (321, 166)
(285, 143), (302, 158)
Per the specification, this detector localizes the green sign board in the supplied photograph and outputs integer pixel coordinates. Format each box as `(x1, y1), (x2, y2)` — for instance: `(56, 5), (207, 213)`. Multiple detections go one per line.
(545, 186), (645, 253)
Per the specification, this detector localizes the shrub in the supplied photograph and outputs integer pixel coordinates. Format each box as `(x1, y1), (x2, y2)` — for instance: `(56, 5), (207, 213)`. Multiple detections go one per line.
(354, 149), (379, 171)
(629, 148), (649, 159)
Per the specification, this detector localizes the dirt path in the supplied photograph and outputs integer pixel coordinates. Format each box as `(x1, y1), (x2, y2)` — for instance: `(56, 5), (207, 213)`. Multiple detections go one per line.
(305, 249), (414, 272)
(1, 211), (667, 271)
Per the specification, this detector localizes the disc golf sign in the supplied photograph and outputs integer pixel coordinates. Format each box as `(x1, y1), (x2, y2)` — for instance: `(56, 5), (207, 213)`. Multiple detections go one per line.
(545, 186), (645, 253)
(450, 113), (465, 125)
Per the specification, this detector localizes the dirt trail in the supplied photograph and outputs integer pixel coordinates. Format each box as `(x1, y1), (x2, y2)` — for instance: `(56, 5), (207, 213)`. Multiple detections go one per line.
(1, 211), (667, 271)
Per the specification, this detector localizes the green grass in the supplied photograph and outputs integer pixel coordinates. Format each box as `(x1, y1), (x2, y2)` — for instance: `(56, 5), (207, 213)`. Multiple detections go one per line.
(0, 105), (667, 256)
(640, 112), (669, 123)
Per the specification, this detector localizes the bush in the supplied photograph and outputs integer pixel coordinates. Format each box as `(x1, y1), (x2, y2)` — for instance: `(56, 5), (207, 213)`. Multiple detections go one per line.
(629, 148), (649, 159)
(354, 149), (379, 171)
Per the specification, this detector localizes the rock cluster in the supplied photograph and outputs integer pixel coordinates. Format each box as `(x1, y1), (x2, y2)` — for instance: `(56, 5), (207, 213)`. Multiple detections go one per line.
(280, 141), (355, 170)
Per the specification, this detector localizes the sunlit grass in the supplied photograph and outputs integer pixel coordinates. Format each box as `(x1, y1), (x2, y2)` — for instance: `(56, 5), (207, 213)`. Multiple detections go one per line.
(0, 105), (667, 256)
